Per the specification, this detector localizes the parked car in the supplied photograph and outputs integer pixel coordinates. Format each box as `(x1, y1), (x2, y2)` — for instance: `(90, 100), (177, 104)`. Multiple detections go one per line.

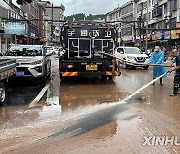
(5, 45), (51, 80)
(115, 47), (149, 70)
(44, 46), (54, 55)
(45, 46), (61, 55)
(53, 47), (61, 55)
(58, 47), (65, 57)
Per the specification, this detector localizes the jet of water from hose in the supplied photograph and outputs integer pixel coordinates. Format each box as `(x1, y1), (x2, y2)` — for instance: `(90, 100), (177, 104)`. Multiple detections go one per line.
(121, 73), (167, 103)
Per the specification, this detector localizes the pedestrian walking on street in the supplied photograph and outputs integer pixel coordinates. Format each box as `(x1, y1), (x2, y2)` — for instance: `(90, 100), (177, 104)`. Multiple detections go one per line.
(141, 47), (145, 54)
(162, 46), (169, 62)
(147, 46), (167, 85)
(168, 49), (180, 96)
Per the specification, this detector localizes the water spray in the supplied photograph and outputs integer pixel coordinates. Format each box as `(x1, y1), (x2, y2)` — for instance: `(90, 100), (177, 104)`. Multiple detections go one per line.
(122, 73), (167, 103)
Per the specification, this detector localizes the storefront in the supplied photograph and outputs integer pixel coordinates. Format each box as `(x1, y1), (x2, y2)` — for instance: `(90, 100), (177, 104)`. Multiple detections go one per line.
(121, 35), (134, 46)
(176, 22), (180, 47)
(171, 30), (180, 47)
(0, 33), (15, 54)
(147, 29), (179, 51)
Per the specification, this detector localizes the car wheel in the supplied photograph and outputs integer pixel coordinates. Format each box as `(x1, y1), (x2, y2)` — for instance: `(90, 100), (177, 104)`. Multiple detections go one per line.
(143, 66), (149, 70)
(131, 66), (136, 70)
(39, 76), (46, 83)
(108, 75), (116, 82)
(0, 83), (6, 103)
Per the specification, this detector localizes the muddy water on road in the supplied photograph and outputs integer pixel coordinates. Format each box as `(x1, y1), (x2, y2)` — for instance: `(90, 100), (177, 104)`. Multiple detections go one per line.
(1, 57), (180, 154)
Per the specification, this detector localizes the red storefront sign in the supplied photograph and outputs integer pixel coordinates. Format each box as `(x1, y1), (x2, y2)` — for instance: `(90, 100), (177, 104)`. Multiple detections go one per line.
(151, 34), (156, 41)
(176, 22), (180, 34)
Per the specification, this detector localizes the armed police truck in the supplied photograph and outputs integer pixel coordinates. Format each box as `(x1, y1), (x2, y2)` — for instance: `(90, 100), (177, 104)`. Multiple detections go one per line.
(59, 21), (121, 81)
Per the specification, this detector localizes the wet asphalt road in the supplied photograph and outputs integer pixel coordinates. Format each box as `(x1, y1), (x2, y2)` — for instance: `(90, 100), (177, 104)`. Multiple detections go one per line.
(0, 56), (180, 154)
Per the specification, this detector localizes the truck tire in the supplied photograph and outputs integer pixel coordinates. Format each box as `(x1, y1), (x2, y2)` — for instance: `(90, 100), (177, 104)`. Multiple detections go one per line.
(101, 75), (107, 80)
(108, 75), (116, 82)
(60, 73), (65, 82)
(0, 83), (6, 103)
(109, 59), (116, 82)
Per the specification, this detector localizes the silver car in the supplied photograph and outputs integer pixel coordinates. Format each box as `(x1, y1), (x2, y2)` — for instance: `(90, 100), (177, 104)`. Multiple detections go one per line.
(5, 45), (51, 79)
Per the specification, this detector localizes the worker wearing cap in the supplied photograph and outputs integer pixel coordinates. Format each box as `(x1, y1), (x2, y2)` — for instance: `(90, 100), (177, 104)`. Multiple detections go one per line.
(147, 46), (167, 85)
(168, 49), (180, 96)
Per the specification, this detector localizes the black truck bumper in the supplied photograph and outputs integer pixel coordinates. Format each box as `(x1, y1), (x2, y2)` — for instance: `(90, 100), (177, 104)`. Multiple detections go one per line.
(60, 71), (121, 77)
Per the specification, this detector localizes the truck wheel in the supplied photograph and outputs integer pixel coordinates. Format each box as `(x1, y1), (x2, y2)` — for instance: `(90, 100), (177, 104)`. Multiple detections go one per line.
(108, 75), (116, 82)
(60, 73), (65, 82)
(110, 59), (116, 82)
(0, 83), (6, 103)
(101, 75), (107, 80)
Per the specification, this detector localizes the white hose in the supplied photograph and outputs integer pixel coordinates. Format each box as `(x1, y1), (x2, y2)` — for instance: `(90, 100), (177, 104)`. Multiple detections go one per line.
(122, 73), (167, 103)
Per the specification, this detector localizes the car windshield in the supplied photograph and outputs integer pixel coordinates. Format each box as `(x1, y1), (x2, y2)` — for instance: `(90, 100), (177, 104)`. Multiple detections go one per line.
(6, 46), (42, 56)
(124, 48), (142, 54)
(45, 46), (53, 50)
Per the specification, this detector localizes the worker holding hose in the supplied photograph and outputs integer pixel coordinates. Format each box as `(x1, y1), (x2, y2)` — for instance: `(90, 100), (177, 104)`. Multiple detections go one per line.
(168, 49), (180, 96)
(147, 46), (167, 85)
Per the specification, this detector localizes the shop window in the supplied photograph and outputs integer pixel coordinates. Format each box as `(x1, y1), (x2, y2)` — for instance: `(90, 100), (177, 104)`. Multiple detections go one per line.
(170, 17), (177, 28)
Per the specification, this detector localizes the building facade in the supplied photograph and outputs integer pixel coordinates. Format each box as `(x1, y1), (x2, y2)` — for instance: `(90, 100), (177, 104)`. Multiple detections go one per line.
(0, 0), (52, 53)
(106, 0), (180, 48)
(45, 4), (65, 46)
(21, 0), (45, 45)
(0, 0), (24, 53)
(106, 0), (137, 46)
(136, 0), (180, 49)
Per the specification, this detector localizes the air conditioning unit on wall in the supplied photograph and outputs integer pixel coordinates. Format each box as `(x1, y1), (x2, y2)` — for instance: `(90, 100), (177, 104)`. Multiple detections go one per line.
(165, 12), (172, 17)
(153, 2), (158, 7)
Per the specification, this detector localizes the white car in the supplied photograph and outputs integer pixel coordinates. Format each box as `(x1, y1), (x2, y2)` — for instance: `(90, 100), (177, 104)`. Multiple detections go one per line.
(45, 46), (56, 55)
(5, 45), (51, 79)
(115, 47), (149, 70)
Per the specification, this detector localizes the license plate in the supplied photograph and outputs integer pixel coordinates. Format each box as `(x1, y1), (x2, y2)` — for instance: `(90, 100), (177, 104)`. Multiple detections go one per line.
(86, 64), (98, 71)
(16, 71), (24, 76)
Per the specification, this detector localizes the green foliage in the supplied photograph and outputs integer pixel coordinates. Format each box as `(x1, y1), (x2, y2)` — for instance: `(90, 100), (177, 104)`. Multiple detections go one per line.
(65, 13), (105, 22)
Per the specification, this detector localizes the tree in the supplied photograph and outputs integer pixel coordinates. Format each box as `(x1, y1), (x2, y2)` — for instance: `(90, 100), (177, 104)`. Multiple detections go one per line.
(65, 13), (105, 22)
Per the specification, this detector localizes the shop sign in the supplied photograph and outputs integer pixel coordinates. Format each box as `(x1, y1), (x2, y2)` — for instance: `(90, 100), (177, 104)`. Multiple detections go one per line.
(164, 31), (171, 40)
(155, 31), (162, 40)
(4, 21), (26, 35)
(171, 30), (180, 39)
(176, 22), (180, 34)
(151, 34), (156, 41)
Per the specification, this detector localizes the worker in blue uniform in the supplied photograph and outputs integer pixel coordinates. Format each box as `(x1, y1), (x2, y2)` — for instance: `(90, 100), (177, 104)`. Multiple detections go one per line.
(147, 46), (167, 85)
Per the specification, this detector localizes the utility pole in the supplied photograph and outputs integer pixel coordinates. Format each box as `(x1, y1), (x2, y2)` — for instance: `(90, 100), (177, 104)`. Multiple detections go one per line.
(145, 4), (149, 54)
(139, 2), (143, 48)
(133, 22), (136, 46)
(51, 2), (53, 46)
